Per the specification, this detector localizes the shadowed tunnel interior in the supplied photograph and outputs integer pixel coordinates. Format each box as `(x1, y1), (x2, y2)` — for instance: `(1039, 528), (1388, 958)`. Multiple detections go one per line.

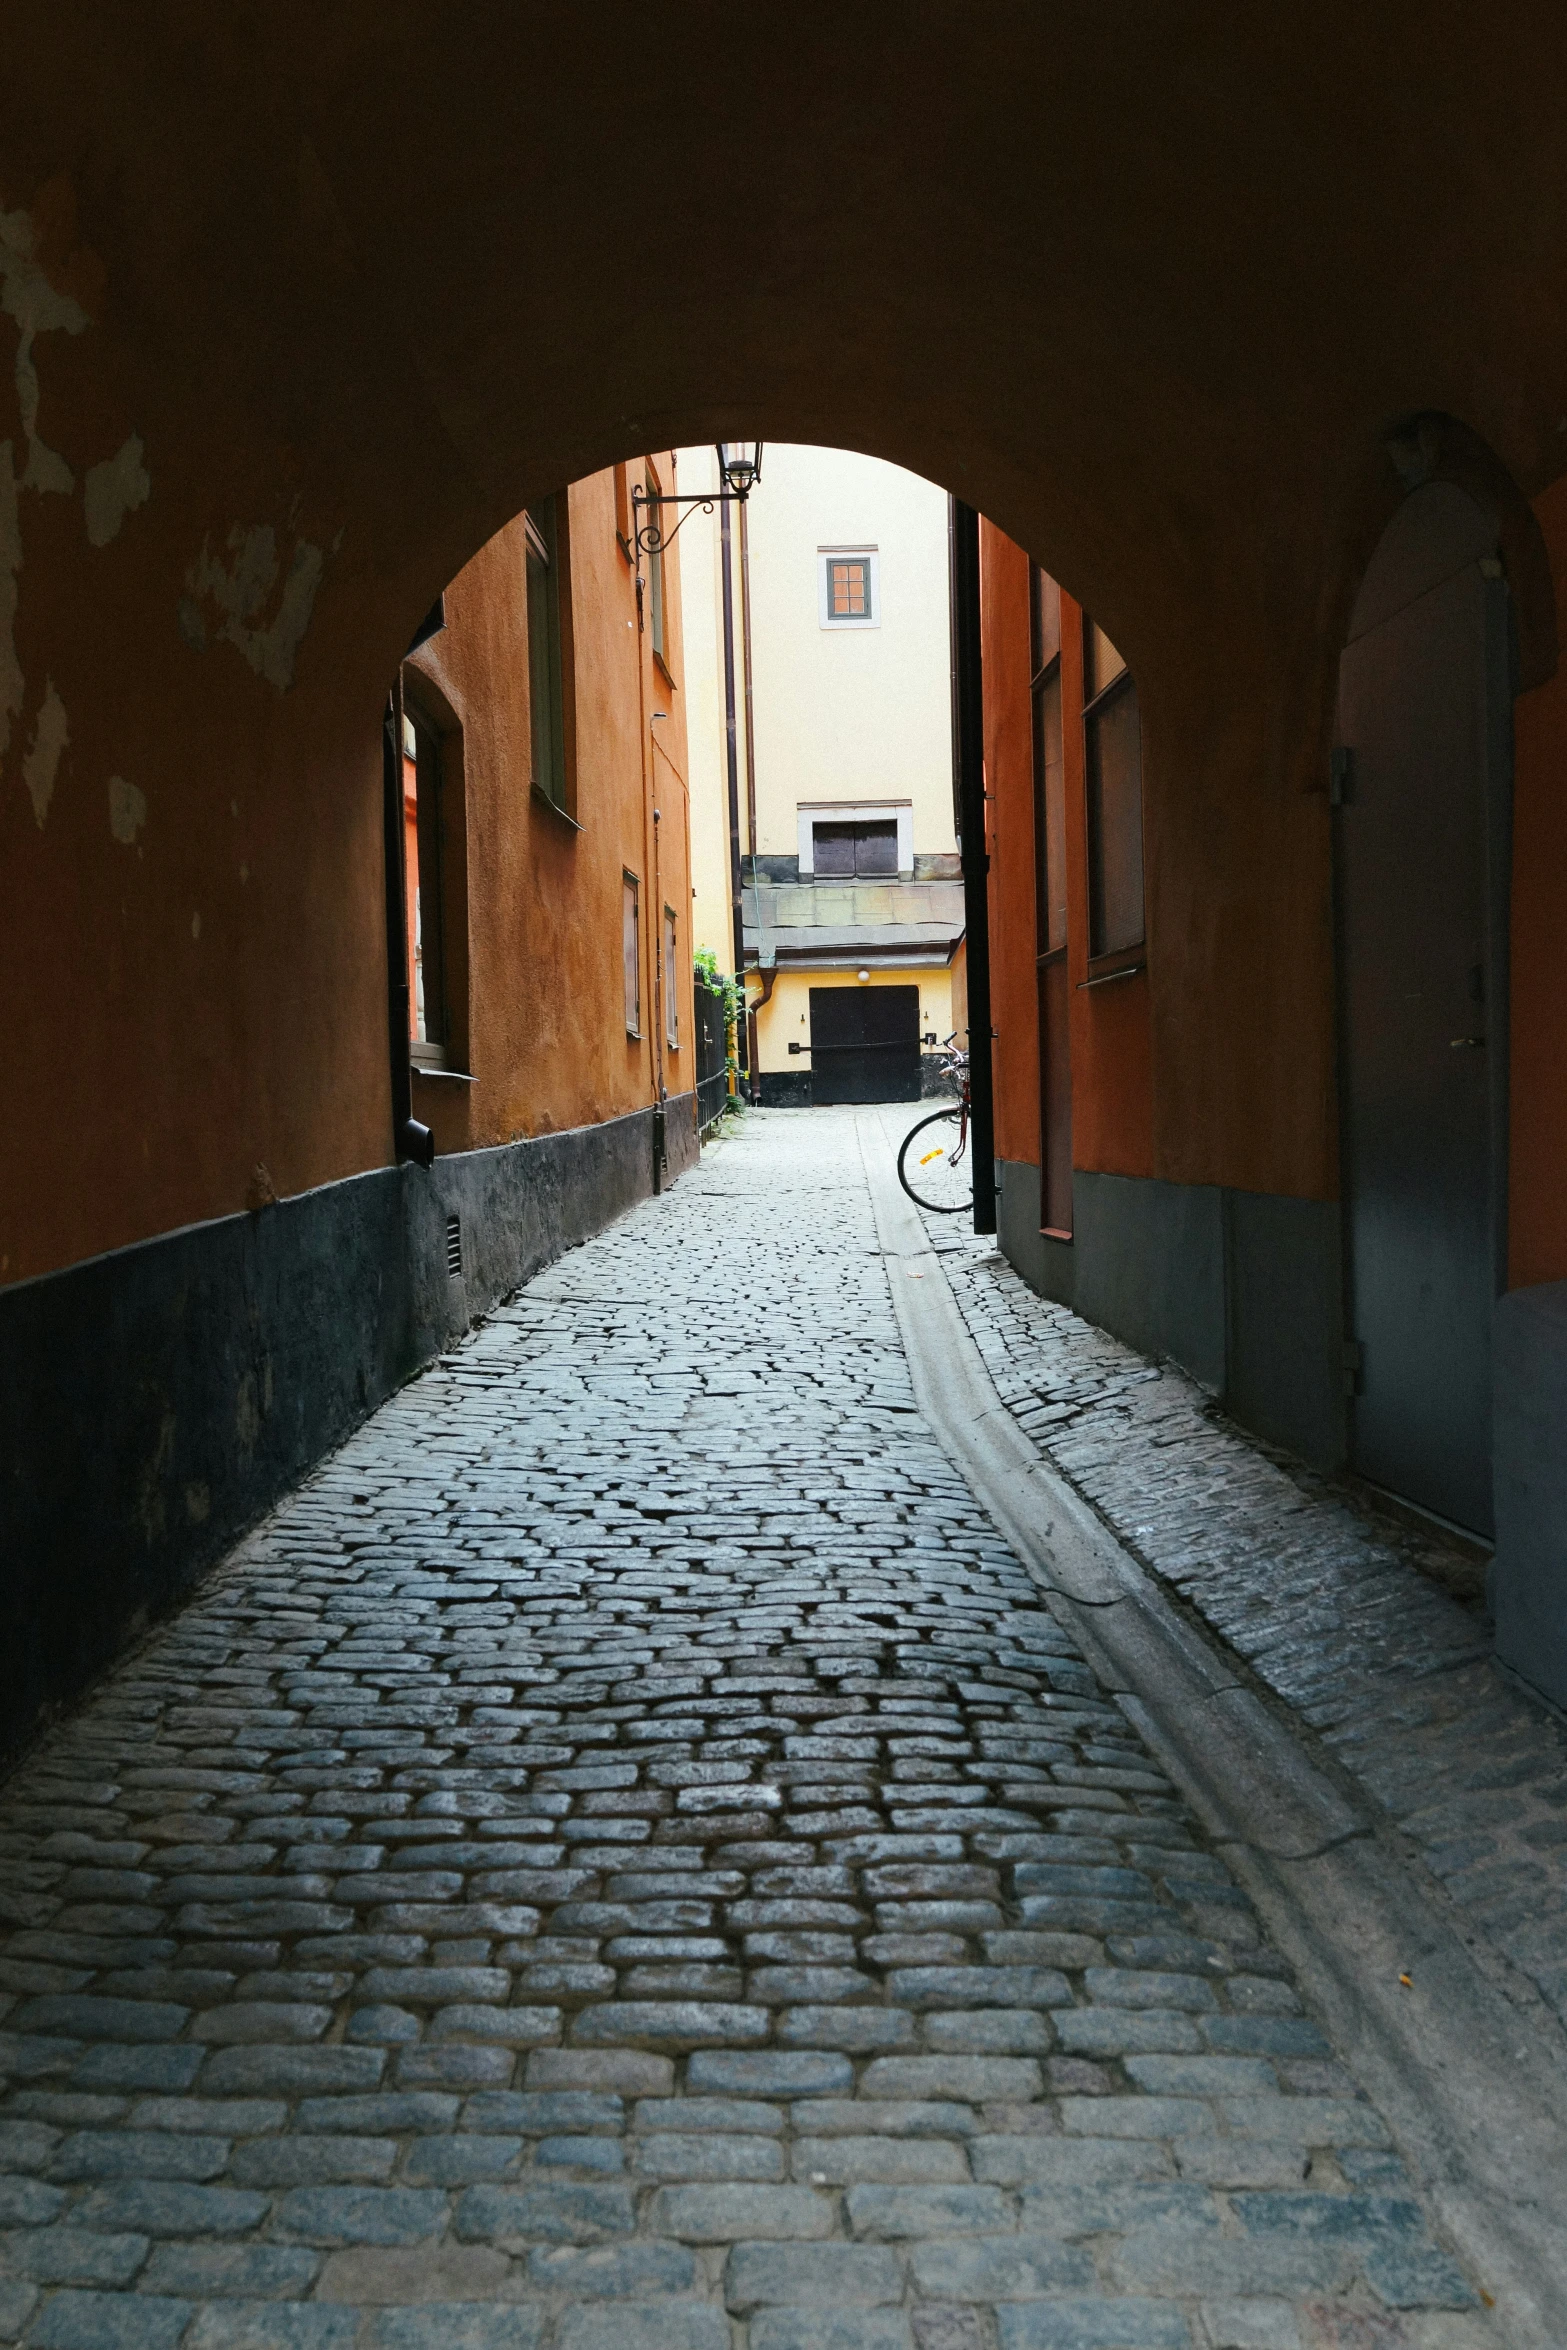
(6, 6), (1567, 1756)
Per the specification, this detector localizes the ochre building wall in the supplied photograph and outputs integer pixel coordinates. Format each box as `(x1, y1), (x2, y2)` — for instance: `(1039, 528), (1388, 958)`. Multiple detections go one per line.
(404, 466), (693, 1163)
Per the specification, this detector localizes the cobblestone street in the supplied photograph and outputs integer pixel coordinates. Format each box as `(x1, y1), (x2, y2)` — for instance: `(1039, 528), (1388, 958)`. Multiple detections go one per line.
(0, 1110), (1509, 2350)
(923, 1207), (1567, 2045)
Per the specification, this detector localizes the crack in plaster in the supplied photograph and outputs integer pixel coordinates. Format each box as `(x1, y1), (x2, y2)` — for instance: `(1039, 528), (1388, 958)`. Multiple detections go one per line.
(21, 677), (67, 827)
(0, 203), (86, 499)
(2, 198), (151, 830)
(180, 523), (327, 692)
(0, 449), (19, 769)
(108, 772), (146, 845)
(84, 434), (151, 547)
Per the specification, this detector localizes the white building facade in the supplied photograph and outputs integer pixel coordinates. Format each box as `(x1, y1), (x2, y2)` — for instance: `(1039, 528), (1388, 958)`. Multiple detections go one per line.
(678, 442), (963, 1104)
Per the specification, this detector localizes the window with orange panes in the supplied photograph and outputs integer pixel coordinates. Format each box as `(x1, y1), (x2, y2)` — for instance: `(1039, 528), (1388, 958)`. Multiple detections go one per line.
(828, 557), (870, 618)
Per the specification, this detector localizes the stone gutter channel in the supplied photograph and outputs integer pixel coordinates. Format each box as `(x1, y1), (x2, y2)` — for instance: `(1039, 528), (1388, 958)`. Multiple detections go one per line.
(859, 1108), (1567, 2346)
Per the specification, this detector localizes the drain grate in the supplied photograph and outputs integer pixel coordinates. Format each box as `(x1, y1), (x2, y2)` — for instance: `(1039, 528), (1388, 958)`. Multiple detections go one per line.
(445, 1214), (462, 1279)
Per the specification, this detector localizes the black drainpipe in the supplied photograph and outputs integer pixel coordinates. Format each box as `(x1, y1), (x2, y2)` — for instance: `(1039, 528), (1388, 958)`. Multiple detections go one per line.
(720, 499), (747, 998)
(383, 677), (434, 1169)
(949, 498), (995, 1235)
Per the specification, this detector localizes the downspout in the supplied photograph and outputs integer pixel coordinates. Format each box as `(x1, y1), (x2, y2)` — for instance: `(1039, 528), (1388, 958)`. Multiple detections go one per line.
(748, 959), (780, 1109)
(739, 495), (765, 1103)
(634, 517), (665, 1194)
(651, 714), (670, 1187)
(382, 677), (433, 1168)
(720, 498), (746, 1009)
(949, 497), (995, 1234)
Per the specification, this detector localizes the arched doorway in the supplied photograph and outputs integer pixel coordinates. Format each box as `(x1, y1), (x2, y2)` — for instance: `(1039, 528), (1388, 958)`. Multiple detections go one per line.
(1335, 481), (1513, 1536)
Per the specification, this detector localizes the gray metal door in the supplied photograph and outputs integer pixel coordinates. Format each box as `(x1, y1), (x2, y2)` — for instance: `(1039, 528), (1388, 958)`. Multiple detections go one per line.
(1335, 483), (1512, 1537)
(809, 986), (921, 1104)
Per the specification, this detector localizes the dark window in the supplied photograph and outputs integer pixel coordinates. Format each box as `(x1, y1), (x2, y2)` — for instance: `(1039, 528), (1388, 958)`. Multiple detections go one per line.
(1083, 617), (1144, 960)
(402, 702), (447, 1059)
(813, 818), (899, 877)
(1031, 568), (1072, 1235)
(526, 497), (570, 813)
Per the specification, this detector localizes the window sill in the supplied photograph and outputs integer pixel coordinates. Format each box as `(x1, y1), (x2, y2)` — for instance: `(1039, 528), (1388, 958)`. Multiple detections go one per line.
(652, 651), (677, 691)
(411, 1063), (477, 1084)
(1041, 1225), (1074, 1244)
(532, 786), (581, 831)
(1078, 954), (1146, 990)
(626, 1028), (642, 1042)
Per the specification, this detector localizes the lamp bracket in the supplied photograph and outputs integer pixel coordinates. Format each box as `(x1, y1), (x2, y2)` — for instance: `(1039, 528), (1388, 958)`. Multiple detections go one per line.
(630, 483), (750, 560)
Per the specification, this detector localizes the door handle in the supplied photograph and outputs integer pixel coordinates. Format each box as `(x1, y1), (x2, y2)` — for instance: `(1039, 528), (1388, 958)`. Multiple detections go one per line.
(1449, 1036), (1486, 1049)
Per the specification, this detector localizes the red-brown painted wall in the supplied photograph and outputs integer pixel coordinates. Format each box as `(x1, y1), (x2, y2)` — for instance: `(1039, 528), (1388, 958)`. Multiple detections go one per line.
(1060, 596), (1155, 1182)
(981, 524), (1039, 1168)
(981, 525), (1154, 1191)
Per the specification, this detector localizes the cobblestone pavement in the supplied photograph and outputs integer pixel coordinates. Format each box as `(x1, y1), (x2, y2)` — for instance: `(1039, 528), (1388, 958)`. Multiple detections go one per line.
(922, 1204), (1567, 2048)
(0, 1108), (1498, 2350)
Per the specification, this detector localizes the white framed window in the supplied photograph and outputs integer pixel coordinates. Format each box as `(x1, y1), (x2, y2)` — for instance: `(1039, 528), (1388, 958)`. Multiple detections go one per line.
(623, 871), (641, 1036)
(798, 800), (914, 877)
(663, 906), (680, 1050)
(819, 546), (879, 630)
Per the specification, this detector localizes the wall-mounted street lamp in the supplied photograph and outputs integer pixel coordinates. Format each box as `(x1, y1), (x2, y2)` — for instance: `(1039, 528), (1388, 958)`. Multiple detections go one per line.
(631, 441), (764, 559)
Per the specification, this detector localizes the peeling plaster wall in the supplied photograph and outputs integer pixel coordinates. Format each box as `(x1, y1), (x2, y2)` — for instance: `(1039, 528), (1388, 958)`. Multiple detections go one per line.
(4, 8), (1567, 1299)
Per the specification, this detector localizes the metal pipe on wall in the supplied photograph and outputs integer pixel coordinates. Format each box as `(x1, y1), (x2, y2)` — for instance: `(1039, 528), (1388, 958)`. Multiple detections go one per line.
(949, 498), (996, 1234)
(739, 496), (763, 1103)
(720, 498), (746, 991)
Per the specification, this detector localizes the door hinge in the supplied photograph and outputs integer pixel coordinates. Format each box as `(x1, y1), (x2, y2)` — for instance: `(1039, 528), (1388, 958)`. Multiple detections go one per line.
(1342, 1338), (1363, 1395)
(1329, 747), (1355, 806)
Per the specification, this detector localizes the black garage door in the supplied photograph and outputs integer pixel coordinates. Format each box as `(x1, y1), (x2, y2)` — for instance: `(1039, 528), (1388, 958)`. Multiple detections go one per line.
(809, 985), (921, 1104)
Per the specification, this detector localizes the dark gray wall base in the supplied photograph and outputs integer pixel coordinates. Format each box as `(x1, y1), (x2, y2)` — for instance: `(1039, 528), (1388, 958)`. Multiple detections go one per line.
(995, 1160), (1345, 1470)
(758, 1071), (815, 1108)
(1493, 1280), (1567, 1713)
(1224, 1187), (1346, 1468)
(757, 1071), (950, 1109)
(996, 1159), (1075, 1308)
(0, 1096), (694, 1771)
(1073, 1171), (1228, 1392)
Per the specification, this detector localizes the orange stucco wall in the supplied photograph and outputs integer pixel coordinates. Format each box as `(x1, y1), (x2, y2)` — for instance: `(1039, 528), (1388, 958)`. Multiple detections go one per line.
(1, 446), (690, 1288)
(404, 464), (692, 1162)
(981, 524), (1154, 1190)
(1509, 474), (1567, 1289)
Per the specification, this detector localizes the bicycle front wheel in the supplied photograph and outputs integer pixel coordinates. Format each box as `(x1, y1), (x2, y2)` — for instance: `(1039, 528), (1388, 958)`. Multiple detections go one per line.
(897, 1108), (973, 1215)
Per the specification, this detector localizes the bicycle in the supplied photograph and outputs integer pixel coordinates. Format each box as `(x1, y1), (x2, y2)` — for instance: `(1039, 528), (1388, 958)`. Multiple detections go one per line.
(896, 1036), (972, 1214)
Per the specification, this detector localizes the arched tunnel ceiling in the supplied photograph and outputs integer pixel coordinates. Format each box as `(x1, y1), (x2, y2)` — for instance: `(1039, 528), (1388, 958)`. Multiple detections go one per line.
(7, 0), (1567, 688)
